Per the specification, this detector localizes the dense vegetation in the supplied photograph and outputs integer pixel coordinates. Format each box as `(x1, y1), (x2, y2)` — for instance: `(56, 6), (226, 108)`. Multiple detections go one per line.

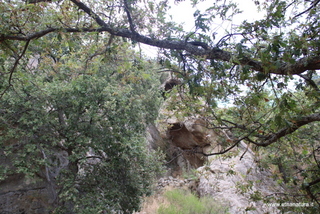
(0, 0), (319, 212)
(0, 21), (164, 213)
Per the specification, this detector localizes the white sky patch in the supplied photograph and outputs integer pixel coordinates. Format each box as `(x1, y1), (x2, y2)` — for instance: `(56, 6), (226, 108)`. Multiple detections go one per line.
(138, 0), (265, 57)
(169, 0), (264, 31)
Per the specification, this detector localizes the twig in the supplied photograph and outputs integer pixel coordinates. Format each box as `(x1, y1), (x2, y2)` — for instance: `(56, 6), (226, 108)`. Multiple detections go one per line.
(0, 40), (30, 99)
(240, 143), (249, 160)
(292, 0), (320, 19)
(298, 73), (320, 92)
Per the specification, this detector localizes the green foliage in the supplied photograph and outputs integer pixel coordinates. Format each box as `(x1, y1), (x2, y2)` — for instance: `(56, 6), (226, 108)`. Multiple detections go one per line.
(1, 0), (320, 210)
(257, 122), (320, 213)
(157, 189), (229, 214)
(0, 32), (164, 213)
(182, 169), (198, 181)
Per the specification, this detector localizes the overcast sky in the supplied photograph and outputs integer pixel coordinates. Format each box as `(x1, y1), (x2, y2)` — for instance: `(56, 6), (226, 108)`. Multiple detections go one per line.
(169, 0), (264, 28)
(139, 0), (265, 57)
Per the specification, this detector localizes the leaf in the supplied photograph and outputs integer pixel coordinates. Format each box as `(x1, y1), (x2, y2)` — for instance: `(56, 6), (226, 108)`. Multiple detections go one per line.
(148, 1), (154, 13)
(256, 73), (268, 81)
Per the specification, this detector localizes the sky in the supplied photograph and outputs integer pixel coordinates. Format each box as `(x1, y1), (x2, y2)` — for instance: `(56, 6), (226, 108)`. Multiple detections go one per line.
(139, 0), (265, 57)
(169, 0), (263, 32)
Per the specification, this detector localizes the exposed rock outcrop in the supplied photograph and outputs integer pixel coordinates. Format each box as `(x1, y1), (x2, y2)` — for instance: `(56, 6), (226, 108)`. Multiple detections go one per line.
(196, 145), (282, 213)
(163, 118), (234, 176)
(151, 116), (283, 213)
(0, 146), (69, 214)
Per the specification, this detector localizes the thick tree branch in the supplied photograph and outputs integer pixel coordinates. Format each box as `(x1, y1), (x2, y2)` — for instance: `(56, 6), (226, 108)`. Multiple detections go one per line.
(255, 113), (320, 147)
(1, 0), (319, 76)
(0, 28), (105, 41)
(69, 0), (320, 75)
(26, 0), (52, 3)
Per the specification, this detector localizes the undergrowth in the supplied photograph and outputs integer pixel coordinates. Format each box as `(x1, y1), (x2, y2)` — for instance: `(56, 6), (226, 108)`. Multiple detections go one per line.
(157, 189), (229, 214)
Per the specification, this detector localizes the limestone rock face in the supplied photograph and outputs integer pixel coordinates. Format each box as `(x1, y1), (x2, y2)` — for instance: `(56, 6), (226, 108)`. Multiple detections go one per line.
(196, 145), (282, 213)
(0, 176), (53, 214)
(0, 148), (68, 214)
(165, 118), (232, 172)
(168, 119), (210, 149)
(146, 123), (166, 151)
(156, 117), (282, 213)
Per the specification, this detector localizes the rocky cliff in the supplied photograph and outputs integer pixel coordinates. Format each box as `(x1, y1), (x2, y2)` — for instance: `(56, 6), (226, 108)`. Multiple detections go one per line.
(146, 116), (283, 214)
(0, 150), (61, 214)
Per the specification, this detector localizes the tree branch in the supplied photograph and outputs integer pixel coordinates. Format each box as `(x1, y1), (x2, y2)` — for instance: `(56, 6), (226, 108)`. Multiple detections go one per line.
(303, 177), (320, 206)
(293, 0), (320, 19)
(193, 129), (257, 156)
(69, 0), (320, 75)
(0, 28), (56, 41)
(255, 113), (320, 147)
(298, 73), (320, 92)
(1, 0), (319, 76)
(26, 0), (52, 3)
(0, 27), (107, 41)
(0, 40), (30, 99)
(123, 0), (137, 34)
